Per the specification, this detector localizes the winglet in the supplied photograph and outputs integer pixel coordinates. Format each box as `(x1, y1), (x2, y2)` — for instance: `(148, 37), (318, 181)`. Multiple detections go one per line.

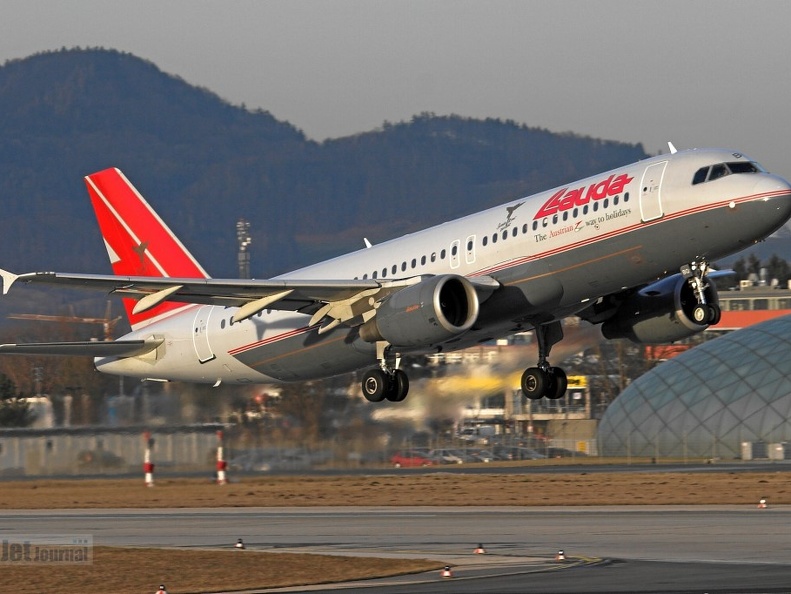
(0, 269), (18, 295)
(668, 142), (678, 154)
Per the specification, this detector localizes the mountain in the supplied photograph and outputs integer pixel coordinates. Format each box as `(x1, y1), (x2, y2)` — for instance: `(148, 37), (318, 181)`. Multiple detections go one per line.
(0, 48), (647, 284)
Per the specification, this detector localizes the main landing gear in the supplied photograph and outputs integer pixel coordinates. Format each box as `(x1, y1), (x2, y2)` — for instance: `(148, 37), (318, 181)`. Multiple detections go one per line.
(681, 260), (721, 325)
(362, 367), (409, 402)
(520, 320), (568, 400)
(361, 342), (409, 402)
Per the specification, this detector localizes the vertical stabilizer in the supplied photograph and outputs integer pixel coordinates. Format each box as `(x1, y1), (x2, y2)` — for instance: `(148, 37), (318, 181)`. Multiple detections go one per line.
(85, 168), (210, 329)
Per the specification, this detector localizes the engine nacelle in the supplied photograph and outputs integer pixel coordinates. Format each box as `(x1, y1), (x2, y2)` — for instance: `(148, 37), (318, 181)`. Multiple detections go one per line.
(601, 273), (718, 344)
(360, 275), (479, 347)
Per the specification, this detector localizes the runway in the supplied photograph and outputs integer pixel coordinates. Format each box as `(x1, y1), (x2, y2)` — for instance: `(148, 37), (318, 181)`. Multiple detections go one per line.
(3, 506), (791, 593)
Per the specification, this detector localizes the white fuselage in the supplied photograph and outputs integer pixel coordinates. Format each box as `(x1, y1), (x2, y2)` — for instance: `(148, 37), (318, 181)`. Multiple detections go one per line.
(96, 149), (791, 384)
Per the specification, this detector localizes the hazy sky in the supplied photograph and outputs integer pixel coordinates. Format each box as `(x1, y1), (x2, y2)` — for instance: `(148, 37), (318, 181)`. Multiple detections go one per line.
(2, 1), (790, 175)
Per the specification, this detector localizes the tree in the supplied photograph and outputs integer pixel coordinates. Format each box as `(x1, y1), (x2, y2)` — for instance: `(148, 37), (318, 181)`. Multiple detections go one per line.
(0, 373), (36, 427)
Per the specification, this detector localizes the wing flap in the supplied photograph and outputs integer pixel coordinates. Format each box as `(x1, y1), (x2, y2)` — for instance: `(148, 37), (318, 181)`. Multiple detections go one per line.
(6, 270), (383, 311)
(0, 338), (163, 357)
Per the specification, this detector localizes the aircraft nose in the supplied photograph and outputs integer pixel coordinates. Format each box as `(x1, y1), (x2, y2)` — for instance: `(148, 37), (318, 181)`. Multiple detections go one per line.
(754, 173), (791, 228)
(753, 173), (791, 201)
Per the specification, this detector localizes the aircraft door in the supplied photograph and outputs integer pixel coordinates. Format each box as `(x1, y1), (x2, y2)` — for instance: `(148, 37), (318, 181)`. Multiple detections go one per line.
(465, 235), (476, 265)
(450, 239), (461, 269)
(639, 161), (667, 222)
(192, 305), (216, 363)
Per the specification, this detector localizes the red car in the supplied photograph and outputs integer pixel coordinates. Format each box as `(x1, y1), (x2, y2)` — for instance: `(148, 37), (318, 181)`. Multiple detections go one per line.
(390, 450), (434, 468)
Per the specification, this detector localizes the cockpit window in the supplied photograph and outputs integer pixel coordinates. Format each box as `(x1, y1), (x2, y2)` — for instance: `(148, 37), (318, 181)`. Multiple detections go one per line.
(692, 167), (708, 185)
(691, 161), (764, 185)
(709, 163), (729, 181)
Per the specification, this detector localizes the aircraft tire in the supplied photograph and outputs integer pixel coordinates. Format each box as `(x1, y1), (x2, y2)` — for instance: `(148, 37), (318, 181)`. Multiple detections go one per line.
(708, 303), (722, 325)
(362, 368), (388, 402)
(547, 367), (568, 400)
(386, 369), (409, 402)
(521, 367), (548, 400)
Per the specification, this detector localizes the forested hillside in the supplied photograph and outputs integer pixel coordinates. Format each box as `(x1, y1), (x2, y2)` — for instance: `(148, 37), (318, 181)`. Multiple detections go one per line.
(0, 48), (647, 281)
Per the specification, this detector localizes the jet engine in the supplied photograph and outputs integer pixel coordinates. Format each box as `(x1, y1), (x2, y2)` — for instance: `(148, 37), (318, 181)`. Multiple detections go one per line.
(359, 274), (479, 347)
(600, 273), (719, 344)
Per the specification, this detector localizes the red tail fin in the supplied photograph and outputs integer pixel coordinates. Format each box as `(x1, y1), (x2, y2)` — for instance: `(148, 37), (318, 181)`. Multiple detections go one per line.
(85, 168), (209, 329)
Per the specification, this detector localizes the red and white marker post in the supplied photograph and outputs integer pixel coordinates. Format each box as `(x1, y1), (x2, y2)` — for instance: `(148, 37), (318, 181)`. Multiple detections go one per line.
(143, 431), (155, 487)
(216, 430), (228, 485)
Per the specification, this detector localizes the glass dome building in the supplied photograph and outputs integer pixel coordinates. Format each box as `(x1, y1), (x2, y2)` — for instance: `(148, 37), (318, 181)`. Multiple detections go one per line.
(598, 315), (791, 459)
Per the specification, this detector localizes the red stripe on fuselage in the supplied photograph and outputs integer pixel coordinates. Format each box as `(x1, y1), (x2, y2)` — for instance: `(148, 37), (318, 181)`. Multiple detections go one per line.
(226, 189), (788, 361)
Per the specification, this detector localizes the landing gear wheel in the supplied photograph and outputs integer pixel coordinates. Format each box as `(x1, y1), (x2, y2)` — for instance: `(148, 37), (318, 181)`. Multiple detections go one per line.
(386, 369), (409, 402)
(548, 367), (568, 400)
(693, 304), (721, 325)
(521, 367), (548, 400)
(362, 368), (388, 402)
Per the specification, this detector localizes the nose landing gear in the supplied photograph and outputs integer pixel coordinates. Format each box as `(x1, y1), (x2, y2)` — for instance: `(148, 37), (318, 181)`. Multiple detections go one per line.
(681, 260), (721, 325)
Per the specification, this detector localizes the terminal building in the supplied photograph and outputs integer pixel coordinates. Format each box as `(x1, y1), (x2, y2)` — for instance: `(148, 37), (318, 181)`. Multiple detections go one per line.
(599, 282), (791, 459)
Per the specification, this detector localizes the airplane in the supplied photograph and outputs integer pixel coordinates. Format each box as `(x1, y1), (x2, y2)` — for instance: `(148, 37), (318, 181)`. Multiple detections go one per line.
(1, 146), (791, 403)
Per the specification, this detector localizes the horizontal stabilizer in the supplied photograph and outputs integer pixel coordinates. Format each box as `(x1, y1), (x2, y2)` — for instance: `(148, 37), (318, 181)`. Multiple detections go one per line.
(0, 338), (163, 357)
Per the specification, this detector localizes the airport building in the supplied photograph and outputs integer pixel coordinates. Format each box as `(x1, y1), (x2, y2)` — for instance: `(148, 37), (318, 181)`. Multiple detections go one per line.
(598, 311), (791, 459)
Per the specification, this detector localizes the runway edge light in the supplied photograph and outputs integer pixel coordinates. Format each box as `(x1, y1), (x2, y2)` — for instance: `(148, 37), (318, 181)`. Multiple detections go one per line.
(556, 549), (566, 562)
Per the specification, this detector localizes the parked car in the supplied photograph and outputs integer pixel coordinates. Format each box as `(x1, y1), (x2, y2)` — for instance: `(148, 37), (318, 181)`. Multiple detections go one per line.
(427, 449), (465, 464)
(469, 449), (495, 463)
(544, 447), (587, 458)
(493, 446), (546, 461)
(390, 450), (434, 468)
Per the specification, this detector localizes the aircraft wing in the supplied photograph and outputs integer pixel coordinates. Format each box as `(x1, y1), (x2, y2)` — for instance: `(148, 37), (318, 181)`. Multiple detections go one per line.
(0, 338), (163, 357)
(1, 269), (500, 333)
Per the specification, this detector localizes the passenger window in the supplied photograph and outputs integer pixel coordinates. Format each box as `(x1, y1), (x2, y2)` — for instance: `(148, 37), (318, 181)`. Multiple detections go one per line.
(502, 230), (508, 240)
(381, 268), (387, 278)
(392, 265), (397, 275)
(492, 233), (498, 243)
(482, 236), (488, 246)
(421, 255), (426, 265)
(372, 270), (378, 279)
(512, 227), (518, 237)
(411, 258), (417, 268)
(401, 262), (407, 272)
(431, 252), (437, 262)
(441, 249), (446, 259)
(522, 223), (528, 234)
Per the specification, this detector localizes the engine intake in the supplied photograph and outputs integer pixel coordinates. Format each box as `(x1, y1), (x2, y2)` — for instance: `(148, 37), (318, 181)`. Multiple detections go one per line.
(360, 275), (479, 347)
(601, 273), (718, 344)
